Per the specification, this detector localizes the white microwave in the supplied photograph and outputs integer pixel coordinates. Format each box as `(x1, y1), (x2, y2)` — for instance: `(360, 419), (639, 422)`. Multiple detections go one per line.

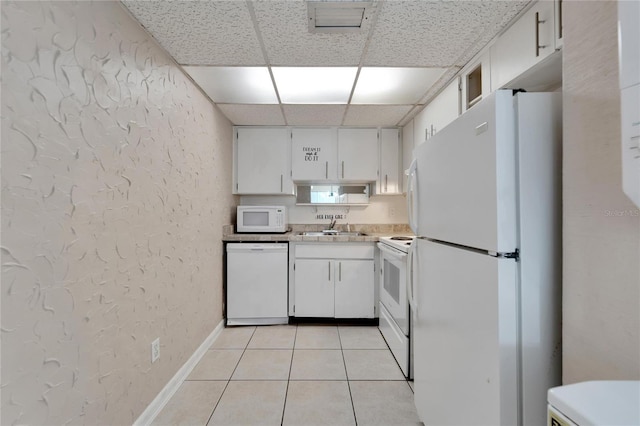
(236, 206), (287, 233)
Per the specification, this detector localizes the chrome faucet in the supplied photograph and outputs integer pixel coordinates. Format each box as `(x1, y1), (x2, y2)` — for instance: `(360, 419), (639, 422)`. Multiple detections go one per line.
(328, 217), (337, 230)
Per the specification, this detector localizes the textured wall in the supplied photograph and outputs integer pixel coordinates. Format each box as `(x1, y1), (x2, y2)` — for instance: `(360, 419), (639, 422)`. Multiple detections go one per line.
(1, 1), (236, 424)
(562, 0), (640, 382)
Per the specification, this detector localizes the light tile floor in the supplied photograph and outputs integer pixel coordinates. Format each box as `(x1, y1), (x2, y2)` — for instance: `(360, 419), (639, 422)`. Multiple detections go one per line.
(152, 324), (421, 426)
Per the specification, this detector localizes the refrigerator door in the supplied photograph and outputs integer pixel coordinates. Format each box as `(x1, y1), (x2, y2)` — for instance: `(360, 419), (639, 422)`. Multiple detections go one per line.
(413, 238), (519, 426)
(414, 90), (517, 253)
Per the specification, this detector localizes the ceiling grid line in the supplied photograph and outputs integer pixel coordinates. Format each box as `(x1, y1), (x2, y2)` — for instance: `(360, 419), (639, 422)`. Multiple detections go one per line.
(121, 0), (532, 128)
(246, 0), (288, 126)
(341, 0), (383, 126)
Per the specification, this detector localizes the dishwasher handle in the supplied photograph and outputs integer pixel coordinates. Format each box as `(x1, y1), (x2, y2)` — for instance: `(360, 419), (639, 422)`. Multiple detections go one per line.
(226, 243), (288, 253)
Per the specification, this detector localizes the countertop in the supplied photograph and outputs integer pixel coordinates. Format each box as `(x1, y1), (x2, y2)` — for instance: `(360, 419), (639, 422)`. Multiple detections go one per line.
(222, 224), (412, 243)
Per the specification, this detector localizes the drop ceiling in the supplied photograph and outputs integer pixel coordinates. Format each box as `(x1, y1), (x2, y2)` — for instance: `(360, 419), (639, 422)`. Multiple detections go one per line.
(122, 0), (531, 127)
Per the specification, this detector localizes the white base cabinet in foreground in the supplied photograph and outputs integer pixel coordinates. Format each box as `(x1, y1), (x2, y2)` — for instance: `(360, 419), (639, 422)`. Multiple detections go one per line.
(290, 243), (375, 318)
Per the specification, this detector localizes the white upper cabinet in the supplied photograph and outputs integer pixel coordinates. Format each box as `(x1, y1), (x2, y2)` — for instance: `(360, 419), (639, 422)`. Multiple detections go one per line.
(402, 120), (415, 193)
(234, 127), (293, 195)
(461, 52), (491, 113)
(338, 128), (379, 181)
(378, 128), (402, 195)
(414, 78), (460, 148)
(490, 0), (557, 90)
(291, 128), (338, 181)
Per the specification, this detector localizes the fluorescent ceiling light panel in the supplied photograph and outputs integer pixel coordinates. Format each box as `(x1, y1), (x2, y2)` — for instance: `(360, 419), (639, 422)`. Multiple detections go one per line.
(351, 67), (447, 104)
(182, 66), (277, 104)
(272, 67), (358, 104)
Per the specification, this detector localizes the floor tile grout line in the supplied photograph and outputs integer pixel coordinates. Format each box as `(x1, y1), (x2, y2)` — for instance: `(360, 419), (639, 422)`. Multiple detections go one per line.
(279, 324), (298, 426)
(338, 326), (359, 426)
(205, 326), (257, 426)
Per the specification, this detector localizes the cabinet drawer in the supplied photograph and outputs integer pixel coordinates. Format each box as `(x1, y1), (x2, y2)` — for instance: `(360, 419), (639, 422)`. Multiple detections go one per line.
(295, 244), (374, 259)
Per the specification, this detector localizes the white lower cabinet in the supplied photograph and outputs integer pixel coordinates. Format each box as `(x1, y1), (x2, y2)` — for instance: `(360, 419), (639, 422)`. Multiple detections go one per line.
(294, 259), (335, 317)
(334, 259), (375, 318)
(291, 243), (375, 318)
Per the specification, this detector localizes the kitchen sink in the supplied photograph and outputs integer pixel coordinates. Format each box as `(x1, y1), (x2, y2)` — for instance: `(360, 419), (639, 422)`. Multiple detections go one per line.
(299, 231), (366, 236)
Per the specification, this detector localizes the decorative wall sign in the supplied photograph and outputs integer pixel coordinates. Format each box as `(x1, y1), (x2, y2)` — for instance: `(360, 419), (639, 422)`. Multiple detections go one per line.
(303, 146), (321, 161)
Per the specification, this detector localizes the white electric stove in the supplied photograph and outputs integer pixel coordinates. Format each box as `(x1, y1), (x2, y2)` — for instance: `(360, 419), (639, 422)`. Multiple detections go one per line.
(377, 236), (416, 378)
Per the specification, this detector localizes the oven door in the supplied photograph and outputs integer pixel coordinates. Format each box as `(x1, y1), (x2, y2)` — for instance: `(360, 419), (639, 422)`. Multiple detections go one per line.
(377, 242), (409, 335)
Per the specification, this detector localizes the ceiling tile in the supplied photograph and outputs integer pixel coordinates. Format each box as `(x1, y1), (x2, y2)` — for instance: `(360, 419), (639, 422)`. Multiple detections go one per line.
(122, 1), (265, 65)
(183, 66), (277, 104)
(352, 67), (447, 104)
(364, 1), (530, 67)
(343, 105), (413, 127)
(283, 105), (347, 126)
(253, 0), (375, 66)
(217, 104), (285, 125)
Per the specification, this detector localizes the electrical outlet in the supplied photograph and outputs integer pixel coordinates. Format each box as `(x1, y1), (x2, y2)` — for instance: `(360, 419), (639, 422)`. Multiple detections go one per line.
(151, 338), (160, 363)
(389, 207), (396, 218)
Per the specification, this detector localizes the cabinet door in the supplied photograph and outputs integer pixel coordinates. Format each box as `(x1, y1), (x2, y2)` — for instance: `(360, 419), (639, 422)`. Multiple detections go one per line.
(379, 129), (401, 194)
(334, 259), (375, 318)
(461, 53), (490, 113)
(490, 0), (555, 90)
(338, 128), (379, 181)
(291, 128), (337, 181)
(402, 121), (414, 193)
(413, 78), (460, 148)
(235, 127), (292, 194)
(294, 259), (334, 317)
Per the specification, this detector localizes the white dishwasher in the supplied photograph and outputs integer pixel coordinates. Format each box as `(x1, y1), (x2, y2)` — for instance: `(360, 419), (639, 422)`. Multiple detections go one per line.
(226, 243), (289, 325)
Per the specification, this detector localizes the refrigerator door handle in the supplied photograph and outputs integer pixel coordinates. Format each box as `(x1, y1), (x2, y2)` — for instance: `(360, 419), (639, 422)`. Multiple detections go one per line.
(407, 159), (418, 235)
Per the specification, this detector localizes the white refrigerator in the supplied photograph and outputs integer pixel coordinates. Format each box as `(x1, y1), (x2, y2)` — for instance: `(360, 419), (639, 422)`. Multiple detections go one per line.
(407, 90), (562, 426)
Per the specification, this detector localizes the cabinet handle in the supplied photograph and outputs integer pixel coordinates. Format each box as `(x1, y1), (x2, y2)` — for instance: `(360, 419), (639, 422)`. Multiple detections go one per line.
(328, 261), (331, 281)
(339, 262), (342, 281)
(385, 174), (388, 192)
(558, 0), (563, 39)
(342, 161), (345, 178)
(325, 161), (328, 179)
(280, 174), (283, 192)
(535, 11), (547, 57)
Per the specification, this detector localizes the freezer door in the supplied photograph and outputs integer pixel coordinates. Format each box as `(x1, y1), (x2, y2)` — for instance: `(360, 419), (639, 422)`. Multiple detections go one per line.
(414, 90), (517, 253)
(413, 238), (518, 426)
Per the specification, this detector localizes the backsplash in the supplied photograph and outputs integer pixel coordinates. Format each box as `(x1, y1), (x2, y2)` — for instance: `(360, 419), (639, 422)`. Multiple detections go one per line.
(1, 2), (235, 424)
(240, 194), (408, 225)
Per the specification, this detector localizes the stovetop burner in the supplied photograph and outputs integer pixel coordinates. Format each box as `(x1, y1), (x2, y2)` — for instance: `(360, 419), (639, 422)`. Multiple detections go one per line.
(390, 236), (413, 241)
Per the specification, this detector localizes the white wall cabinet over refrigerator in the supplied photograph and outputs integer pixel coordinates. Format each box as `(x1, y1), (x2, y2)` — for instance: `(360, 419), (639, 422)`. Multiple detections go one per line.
(291, 127), (337, 181)
(490, 0), (558, 91)
(291, 243), (375, 318)
(378, 128), (402, 195)
(233, 127), (294, 195)
(461, 53), (491, 112)
(413, 78), (460, 147)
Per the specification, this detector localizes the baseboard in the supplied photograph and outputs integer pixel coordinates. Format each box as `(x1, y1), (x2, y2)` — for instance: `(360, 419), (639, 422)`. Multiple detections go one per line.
(133, 320), (225, 426)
